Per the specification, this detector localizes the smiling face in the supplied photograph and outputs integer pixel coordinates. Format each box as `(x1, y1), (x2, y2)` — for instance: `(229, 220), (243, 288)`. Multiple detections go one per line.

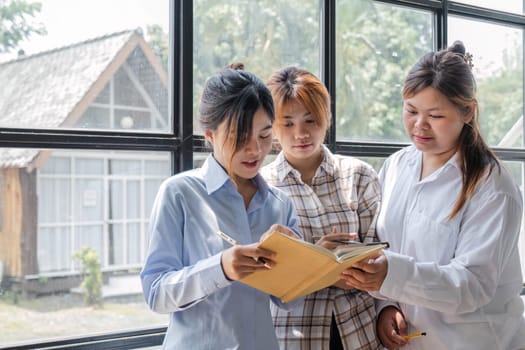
(205, 107), (273, 182)
(273, 99), (326, 168)
(403, 86), (472, 166)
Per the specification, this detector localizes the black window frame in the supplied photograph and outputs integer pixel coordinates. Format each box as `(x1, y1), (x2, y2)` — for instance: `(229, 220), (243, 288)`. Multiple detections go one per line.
(1, 0), (525, 348)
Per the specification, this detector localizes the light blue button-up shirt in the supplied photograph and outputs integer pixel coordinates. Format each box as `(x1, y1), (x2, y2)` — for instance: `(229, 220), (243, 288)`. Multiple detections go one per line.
(141, 154), (300, 350)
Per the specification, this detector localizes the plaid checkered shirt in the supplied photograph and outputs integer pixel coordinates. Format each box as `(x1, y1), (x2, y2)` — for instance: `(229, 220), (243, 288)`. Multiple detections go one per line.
(261, 146), (382, 350)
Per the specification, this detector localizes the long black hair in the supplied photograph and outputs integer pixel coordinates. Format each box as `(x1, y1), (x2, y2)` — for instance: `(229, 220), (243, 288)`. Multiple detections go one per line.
(198, 63), (274, 176)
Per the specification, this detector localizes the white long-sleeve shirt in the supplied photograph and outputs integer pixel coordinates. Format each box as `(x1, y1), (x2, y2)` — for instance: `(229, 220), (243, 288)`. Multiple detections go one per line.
(375, 145), (525, 350)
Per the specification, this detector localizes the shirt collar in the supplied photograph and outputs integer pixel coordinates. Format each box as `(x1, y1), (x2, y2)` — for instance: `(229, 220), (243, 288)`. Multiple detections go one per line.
(319, 145), (336, 176)
(202, 154), (269, 200)
(407, 145), (461, 180)
(274, 145), (334, 182)
(202, 154), (232, 194)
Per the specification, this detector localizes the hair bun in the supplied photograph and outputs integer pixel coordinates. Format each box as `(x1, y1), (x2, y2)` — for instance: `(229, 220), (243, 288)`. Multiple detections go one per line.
(449, 40), (466, 56)
(228, 62), (245, 71)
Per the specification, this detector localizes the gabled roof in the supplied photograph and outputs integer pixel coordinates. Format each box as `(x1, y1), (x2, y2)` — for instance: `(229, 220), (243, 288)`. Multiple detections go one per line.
(0, 29), (168, 169)
(0, 30), (140, 128)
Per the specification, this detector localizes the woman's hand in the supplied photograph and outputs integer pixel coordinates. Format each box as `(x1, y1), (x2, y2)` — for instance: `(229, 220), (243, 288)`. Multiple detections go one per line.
(316, 227), (358, 250)
(339, 252), (388, 291)
(222, 224), (299, 280)
(376, 306), (408, 349)
(260, 223), (300, 241)
(220, 243), (276, 280)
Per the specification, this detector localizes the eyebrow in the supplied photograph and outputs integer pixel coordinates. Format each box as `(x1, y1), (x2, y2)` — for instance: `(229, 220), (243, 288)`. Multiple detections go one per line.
(282, 111), (312, 119)
(259, 124), (272, 132)
(405, 101), (441, 112)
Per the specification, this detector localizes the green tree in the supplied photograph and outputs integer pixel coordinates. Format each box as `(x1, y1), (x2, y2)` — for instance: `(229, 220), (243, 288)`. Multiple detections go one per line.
(192, 0), (432, 140)
(0, 0), (46, 53)
(146, 24), (168, 72)
(336, 0), (432, 141)
(478, 68), (523, 146)
(476, 38), (523, 147)
(193, 0), (320, 132)
(191, 0), (522, 147)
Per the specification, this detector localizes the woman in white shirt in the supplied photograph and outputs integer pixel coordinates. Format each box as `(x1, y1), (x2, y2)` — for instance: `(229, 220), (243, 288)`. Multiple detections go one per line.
(340, 41), (525, 350)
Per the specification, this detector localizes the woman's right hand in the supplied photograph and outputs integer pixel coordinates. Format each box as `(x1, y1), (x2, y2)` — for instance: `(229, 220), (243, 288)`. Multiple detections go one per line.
(316, 227), (358, 250)
(221, 223), (297, 281)
(260, 223), (300, 241)
(220, 243), (275, 281)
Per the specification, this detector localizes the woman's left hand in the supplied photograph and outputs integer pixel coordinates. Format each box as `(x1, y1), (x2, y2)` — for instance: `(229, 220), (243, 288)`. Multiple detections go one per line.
(340, 252), (388, 291)
(260, 223), (300, 241)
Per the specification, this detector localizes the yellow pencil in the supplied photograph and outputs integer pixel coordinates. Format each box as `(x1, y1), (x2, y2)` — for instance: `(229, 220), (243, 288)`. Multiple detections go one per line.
(403, 332), (426, 339)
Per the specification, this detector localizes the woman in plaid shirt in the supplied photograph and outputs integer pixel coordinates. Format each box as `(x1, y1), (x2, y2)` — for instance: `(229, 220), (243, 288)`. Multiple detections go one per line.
(261, 66), (382, 350)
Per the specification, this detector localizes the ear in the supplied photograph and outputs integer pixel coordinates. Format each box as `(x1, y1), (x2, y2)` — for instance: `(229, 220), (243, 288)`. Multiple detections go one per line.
(463, 102), (475, 124)
(204, 129), (214, 144)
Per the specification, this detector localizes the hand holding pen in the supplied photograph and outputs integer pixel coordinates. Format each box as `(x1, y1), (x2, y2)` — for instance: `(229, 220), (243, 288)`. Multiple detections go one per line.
(376, 306), (410, 349)
(217, 229), (276, 281)
(217, 224), (299, 281)
(315, 226), (358, 250)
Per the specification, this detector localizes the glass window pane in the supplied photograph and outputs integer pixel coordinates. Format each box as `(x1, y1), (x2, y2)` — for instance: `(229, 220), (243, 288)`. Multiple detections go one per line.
(193, 0), (321, 134)
(114, 68), (148, 107)
(336, 0), (434, 142)
(38, 178), (72, 223)
(0, 1), (170, 133)
(77, 106), (111, 129)
(110, 223), (124, 265)
(115, 109), (154, 130)
(110, 159), (142, 175)
(127, 223), (142, 264)
(454, 0), (523, 15)
(127, 180), (141, 218)
(75, 158), (104, 175)
(74, 179), (104, 221)
(40, 156), (71, 174)
(110, 180), (124, 219)
(145, 159), (170, 175)
(449, 17), (524, 148)
(38, 226), (72, 272)
(0, 148), (169, 344)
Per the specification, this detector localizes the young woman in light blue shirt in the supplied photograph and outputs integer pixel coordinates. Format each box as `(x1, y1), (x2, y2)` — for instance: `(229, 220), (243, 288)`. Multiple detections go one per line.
(141, 63), (300, 350)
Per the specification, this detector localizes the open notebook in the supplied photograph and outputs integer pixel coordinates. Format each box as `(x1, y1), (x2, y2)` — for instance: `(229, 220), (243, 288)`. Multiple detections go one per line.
(238, 231), (388, 302)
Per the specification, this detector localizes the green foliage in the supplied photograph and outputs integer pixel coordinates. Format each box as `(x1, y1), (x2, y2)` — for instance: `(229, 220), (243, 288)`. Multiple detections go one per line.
(73, 247), (103, 307)
(477, 67), (523, 146)
(335, 0), (432, 141)
(0, 290), (19, 304)
(162, 0), (523, 146)
(191, 0), (433, 140)
(192, 0), (320, 132)
(146, 24), (168, 72)
(0, 0), (46, 53)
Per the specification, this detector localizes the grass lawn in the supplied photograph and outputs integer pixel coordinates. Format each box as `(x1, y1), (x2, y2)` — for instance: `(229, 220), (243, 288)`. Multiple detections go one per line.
(0, 292), (167, 346)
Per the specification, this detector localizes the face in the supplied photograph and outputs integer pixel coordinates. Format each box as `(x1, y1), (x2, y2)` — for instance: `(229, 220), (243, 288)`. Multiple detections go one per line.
(274, 100), (326, 167)
(403, 87), (472, 164)
(205, 107), (273, 181)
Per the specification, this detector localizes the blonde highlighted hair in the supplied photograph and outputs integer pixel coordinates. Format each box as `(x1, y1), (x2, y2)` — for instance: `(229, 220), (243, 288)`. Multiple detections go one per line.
(267, 66), (331, 133)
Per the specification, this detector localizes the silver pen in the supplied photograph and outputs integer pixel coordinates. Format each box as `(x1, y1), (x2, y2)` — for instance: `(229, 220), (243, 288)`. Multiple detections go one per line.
(216, 230), (271, 269)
